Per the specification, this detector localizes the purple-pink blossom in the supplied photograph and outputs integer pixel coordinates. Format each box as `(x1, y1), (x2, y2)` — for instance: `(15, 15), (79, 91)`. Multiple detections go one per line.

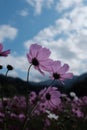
(39, 87), (61, 109)
(49, 61), (73, 83)
(29, 91), (37, 105)
(72, 108), (84, 118)
(18, 113), (25, 122)
(27, 44), (53, 74)
(38, 102), (47, 113)
(0, 43), (10, 57)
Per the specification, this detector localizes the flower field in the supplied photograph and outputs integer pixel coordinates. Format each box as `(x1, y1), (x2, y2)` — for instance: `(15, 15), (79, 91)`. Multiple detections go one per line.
(0, 43), (87, 130)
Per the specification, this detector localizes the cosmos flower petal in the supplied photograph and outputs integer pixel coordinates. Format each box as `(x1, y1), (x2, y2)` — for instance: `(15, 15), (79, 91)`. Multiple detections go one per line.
(39, 59), (53, 71)
(62, 73), (73, 79)
(37, 47), (51, 60)
(0, 43), (10, 57)
(40, 59), (53, 66)
(49, 86), (58, 91)
(29, 44), (42, 57)
(27, 53), (32, 63)
(51, 98), (61, 106)
(58, 64), (69, 74)
(51, 61), (61, 72)
(0, 50), (10, 56)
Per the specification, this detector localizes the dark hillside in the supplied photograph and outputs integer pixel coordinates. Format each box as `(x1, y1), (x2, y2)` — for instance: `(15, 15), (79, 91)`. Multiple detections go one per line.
(0, 73), (87, 97)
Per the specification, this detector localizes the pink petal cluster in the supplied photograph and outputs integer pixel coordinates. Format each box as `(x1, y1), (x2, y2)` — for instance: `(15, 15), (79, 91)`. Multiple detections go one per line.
(39, 87), (61, 109)
(49, 61), (73, 83)
(27, 44), (53, 74)
(0, 43), (10, 57)
(27, 44), (73, 82)
(0, 94), (87, 130)
(29, 91), (37, 105)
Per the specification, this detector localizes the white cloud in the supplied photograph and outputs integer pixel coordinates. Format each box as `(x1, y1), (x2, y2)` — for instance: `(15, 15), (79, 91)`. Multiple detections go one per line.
(19, 9), (29, 16)
(0, 55), (28, 72)
(56, 0), (83, 11)
(24, 3), (87, 78)
(7, 70), (19, 78)
(67, 6), (87, 30)
(26, 0), (54, 15)
(0, 25), (18, 42)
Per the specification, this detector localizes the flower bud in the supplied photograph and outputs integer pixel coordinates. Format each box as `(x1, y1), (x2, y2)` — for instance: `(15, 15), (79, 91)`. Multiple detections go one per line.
(7, 64), (13, 70)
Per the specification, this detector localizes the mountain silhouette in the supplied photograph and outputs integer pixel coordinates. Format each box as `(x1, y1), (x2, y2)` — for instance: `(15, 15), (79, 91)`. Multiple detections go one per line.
(0, 73), (87, 97)
(69, 73), (87, 97)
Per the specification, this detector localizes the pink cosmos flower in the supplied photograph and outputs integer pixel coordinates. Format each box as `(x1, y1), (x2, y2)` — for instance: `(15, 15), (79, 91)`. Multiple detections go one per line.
(0, 43), (10, 56)
(72, 108), (84, 118)
(29, 91), (37, 105)
(38, 102), (47, 113)
(18, 113), (25, 122)
(49, 61), (73, 83)
(39, 87), (61, 109)
(27, 43), (53, 74)
(10, 113), (18, 119)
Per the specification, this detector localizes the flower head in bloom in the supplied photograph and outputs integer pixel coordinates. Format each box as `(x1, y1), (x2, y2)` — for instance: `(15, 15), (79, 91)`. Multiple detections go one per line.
(29, 91), (37, 105)
(27, 44), (52, 74)
(0, 43), (10, 57)
(49, 61), (73, 83)
(72, 108), (84, 118)
(39, 87), (61, 109)
(37, 102), (47, 113)
(19, 113), (25, 122)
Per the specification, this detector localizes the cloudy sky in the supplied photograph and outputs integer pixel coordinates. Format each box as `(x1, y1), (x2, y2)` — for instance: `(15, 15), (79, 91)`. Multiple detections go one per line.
(0, 0), (87, 82)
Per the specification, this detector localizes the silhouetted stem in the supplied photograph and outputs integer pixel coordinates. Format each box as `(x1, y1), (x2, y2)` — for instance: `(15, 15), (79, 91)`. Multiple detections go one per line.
(23, 64), (32, 130)
(26, 64), (32, 113)
(5, 70), (9, 77)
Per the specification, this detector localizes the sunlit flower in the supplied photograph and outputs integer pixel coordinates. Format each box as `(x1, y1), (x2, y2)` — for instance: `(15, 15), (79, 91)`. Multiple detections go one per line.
(27, 43), (53, 74)
(0, 43), (10, 57)
(49, 61), (73, 83)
